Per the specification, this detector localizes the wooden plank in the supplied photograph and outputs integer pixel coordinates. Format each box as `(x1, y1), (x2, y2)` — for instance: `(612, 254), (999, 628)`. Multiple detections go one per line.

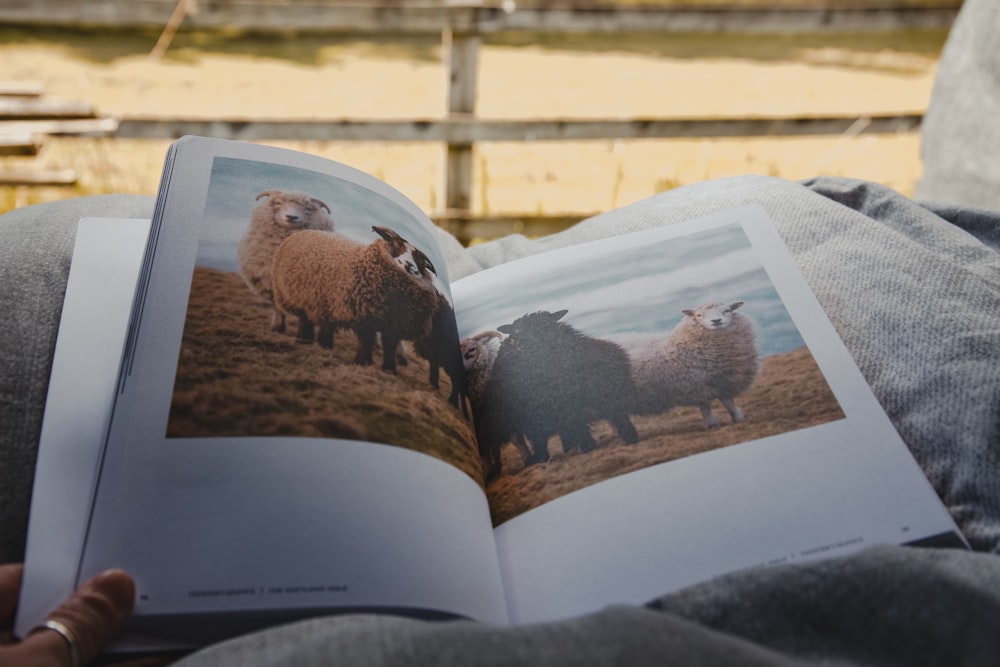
(0, 118), (120, 137)
(0, 2), (960, 34)
(114, 113), (922, 142)
(0, 81), (45, 98)
(444, 22), (481, 214)
(0, 133), (41, 156)
(0, 168), (77, 186)
(0, 99), (96, 121)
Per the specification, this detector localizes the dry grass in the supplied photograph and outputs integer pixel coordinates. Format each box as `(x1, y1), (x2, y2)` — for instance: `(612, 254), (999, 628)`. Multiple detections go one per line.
(0, 26), (948, 227)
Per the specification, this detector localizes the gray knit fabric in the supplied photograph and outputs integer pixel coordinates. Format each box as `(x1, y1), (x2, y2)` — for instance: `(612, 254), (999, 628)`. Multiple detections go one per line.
(3, 177), (999, 667)
(916, 0), (1000, 210)
(174, 545), (1000, 667)
(0, 195), (154, 564)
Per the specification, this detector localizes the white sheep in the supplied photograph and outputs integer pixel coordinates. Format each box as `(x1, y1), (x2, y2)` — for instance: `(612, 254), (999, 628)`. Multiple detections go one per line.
(461, 330), (504, 404)
(271, 225), (439, 373)
(626, 301), (760, 429)
(237, 189), (335, 333)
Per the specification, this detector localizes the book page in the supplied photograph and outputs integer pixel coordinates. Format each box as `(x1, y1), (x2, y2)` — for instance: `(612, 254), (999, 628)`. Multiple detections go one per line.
(76, 137), (507, 646)
(451, 205), (961, 624)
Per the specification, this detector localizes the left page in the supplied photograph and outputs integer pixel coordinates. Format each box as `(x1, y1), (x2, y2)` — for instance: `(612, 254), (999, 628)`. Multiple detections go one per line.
(16, 218), (151, 641)
(63, 137), (507, 649)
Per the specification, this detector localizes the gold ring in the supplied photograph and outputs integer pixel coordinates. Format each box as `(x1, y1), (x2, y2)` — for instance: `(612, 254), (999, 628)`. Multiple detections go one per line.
(31, 619), (79, 667)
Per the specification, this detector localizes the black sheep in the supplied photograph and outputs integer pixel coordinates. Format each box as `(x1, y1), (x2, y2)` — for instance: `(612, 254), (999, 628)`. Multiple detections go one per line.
(475, 310), (639, 481)
(413, 291), (469, 418)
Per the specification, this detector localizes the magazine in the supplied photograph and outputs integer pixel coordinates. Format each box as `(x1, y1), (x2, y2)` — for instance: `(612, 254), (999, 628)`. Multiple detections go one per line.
(16, 136), (964, 650)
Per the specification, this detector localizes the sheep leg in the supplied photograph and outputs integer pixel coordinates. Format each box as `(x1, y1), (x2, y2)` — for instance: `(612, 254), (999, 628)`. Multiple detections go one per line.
(698, 403), (721, 429)
(316, 323), (334, 349)
(450, 387), (469, 419)
(720, 397), (745, 424)
(395, 341), (409, 367)
(295, 318), (316, 344)
(379, 332), (402, 373)
(527, 433), (550, 463)
(353, 327), (377, 366)
(562, 423), (597, 454)
(613, 414), (640, 445)
(481, 438), (502, 482)
(271, 310), (286, 333)
(428, 361), (440, 389)
(511, 435), (536, 465)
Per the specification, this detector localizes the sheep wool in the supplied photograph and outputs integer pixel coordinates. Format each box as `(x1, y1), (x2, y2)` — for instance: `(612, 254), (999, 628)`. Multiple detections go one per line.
(628, 301), (760, 428)
(237, 190), (334, 332)
(476, 310), (639, 480)
(271, 225), (439, 373)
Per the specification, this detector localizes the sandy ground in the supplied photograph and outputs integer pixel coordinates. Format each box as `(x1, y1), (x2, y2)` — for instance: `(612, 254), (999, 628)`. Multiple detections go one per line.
(0, 29), (946, 226)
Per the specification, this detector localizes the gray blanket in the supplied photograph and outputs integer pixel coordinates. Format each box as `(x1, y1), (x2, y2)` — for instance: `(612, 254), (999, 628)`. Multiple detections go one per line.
(2, 176), (997, 667)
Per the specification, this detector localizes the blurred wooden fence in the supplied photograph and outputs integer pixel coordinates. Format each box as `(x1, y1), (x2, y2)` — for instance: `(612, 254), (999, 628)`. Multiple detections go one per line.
(0, 1), (960, 240)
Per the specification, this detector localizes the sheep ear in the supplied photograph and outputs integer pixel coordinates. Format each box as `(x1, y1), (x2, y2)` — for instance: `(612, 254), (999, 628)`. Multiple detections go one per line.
(497, 323), (513, 334)
(729, 301), (745, 311)
(413, 248), (437, 275)
(255, 190), (277, 201)
(551, 309), (569, 321)
(312, 198), (332, 214)
(681, 309), (695, 317)
(372, 225), (402, 242)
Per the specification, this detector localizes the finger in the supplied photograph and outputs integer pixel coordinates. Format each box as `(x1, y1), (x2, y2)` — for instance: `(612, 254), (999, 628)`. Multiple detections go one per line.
(0, 563), (25, 627)
(23, 568), (135, 666)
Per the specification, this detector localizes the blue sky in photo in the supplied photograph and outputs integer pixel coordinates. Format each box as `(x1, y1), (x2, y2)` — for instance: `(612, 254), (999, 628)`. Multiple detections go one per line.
(453, 224), (805, 358)
(193, 156), (443, 281)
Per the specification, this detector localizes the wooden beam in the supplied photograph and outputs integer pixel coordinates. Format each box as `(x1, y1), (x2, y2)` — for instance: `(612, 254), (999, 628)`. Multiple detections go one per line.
(0, 82), (45, 98)
(0, 3), (960, 34)
(0, 168), (77, 186)
(0, 118), (120, 136)
(114, 113), (923, 142)
(0, 99), (96, 121)
(0, 133), (41, 156)
(444, 14), (482, 216)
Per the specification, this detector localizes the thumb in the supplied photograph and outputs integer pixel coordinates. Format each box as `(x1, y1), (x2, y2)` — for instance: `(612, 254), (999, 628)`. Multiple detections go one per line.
(23, 568), (135, 666)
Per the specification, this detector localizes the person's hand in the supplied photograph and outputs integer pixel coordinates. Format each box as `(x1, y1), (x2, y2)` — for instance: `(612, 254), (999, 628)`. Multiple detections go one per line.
(0, 562), (166, 666)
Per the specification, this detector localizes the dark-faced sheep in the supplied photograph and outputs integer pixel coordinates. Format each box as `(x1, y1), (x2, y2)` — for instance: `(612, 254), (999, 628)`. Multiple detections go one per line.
(474, 310), (639, 481)
(413, 291), (469, 417)
(627, 301), (760, 428)
(271, 225), (439, 373)
(237, 189), (334, 333)
(461, 331), (533, 468)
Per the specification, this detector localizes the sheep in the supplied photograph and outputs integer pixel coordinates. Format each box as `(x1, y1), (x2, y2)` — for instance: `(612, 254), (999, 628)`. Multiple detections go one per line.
(237, 189), (335, 334)
(474, 310), (639, 481)
(461, 330), (504, 405)
(626, 300), (760, 429)
(460, 331), (533, 466)
(271, 225), (439, 374)
(412, 291), (469, 417)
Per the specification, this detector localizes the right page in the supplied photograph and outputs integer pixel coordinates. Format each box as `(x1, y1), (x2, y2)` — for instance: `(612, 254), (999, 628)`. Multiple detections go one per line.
(450, 205), (963, 625)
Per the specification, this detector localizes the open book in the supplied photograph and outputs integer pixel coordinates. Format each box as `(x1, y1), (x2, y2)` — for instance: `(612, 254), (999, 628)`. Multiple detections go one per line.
(17, 136), (963, 651)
